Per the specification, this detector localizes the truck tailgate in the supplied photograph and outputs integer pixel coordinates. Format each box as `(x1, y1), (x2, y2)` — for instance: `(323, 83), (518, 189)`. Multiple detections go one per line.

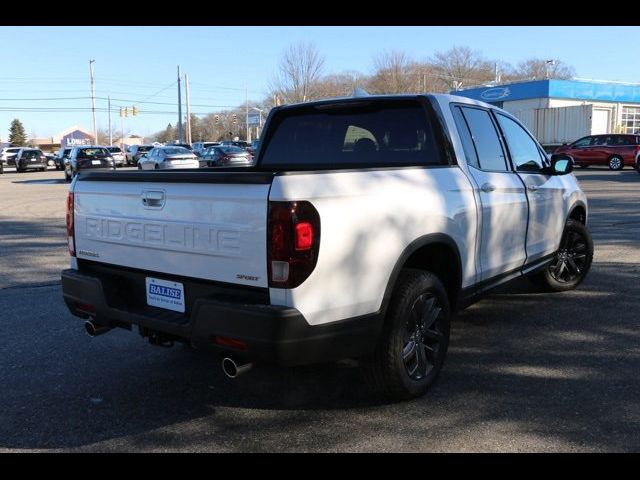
(72, 172), (272, 288)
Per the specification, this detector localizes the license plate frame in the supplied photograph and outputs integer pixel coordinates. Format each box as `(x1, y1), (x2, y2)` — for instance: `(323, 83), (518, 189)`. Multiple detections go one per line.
(145, 277), (185, 313)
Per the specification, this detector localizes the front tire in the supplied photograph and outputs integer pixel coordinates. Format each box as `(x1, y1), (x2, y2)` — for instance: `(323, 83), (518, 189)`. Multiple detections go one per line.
(363, 270), (451, 401)
(608, 155), (624, 171)
(530, 219), (593, 292)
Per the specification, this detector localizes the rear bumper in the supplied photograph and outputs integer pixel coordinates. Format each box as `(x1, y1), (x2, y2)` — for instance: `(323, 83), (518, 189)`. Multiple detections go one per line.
(61, 267), (382, 366)
(18, 161), (47, 169)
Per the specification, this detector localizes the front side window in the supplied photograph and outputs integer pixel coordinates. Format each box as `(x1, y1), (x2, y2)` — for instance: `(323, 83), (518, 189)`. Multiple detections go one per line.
(459, 106), (508, 172)
(495, 113), (544, 172)
(572, 137), (593, 148)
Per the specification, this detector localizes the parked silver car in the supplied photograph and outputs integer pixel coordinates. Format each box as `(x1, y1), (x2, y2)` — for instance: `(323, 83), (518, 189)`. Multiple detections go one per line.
(137, 146), (199, 170)
(106, 147), (126, 167)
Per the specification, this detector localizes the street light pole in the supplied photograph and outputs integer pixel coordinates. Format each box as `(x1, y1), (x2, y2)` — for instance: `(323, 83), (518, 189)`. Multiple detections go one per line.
(185, 73), (191, 144)
(245, 87), (250, 143)
(177, 65), (183, 143)
(108, 96), (112, 146)
(89, 60), (97, 145)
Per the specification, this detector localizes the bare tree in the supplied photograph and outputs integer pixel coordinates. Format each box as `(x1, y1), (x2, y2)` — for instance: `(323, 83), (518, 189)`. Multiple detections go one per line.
(513, 58), (575, 80)
(315, 70), (368, 98)
(367, 50), (422, 94)
(271, 42), (326, 104)
(431, 46), (494, 90)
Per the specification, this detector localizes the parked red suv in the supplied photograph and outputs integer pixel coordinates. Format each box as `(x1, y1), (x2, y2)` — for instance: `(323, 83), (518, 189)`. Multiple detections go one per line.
(554, 134), (640, 170)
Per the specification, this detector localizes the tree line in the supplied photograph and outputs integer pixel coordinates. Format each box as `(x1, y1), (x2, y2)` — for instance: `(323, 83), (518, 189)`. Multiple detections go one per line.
(149, 43), (575, 142)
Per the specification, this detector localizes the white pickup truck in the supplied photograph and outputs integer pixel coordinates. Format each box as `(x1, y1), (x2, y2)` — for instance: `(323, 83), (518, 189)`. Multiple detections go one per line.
(61, 93), (593, 400)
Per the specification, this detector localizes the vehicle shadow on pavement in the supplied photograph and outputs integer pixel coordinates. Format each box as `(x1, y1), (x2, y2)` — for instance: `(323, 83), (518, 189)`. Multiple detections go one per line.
(1, 261), (639, 451)
(0, 220), (67, 289)
(11, 179), (68, 185)
(575, 169), (640, 183)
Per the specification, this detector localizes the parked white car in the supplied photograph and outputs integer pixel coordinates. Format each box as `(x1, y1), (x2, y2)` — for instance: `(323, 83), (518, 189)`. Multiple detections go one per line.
(106, 147), (126, 167)
(62, 93), (593, 400)
(137, 146), (199, 170)
(0, 147), (21, 167)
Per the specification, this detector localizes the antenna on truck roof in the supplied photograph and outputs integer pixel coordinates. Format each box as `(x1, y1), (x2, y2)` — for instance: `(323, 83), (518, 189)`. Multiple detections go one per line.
(352, 88), (370, 98)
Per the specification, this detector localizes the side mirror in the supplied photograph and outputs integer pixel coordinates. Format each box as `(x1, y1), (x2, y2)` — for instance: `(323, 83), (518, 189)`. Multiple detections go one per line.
(550, 154), (573, 175)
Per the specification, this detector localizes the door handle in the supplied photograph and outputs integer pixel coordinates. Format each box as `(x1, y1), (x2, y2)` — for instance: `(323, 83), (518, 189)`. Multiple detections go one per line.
(527, 184), (539, 192)
(480, 183), (496, 193)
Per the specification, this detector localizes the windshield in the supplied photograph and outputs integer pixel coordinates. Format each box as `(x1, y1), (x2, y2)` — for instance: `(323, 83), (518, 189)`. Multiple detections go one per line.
(137, 146), (152, 152)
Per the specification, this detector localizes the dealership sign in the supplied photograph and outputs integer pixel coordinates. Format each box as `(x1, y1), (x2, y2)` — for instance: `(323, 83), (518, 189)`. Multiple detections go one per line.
(247, 112), (261, 127)
(480, 87), (511, 101)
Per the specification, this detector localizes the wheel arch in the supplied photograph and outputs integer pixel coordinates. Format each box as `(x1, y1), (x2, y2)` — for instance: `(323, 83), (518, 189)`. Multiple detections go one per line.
(568, 201), (587, 225)
(381, 233), (463, 316)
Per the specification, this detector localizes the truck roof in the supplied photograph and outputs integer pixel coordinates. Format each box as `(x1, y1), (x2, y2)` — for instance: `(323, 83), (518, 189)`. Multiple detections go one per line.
(275, 92), (496, 112)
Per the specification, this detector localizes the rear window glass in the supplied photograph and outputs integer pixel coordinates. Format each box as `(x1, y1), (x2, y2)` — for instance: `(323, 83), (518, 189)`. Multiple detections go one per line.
(77, 148), (109, 159)
(260, 100), (443, 169)
(162, 147), (191, 155)
(22, 150), (42, 159)
(107, 147), (122, 153)
(138, 146), (152, 152)
(221, 146), (246, 154)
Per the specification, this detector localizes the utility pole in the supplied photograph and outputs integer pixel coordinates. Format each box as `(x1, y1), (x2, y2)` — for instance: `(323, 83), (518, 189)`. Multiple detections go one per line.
(108, 96), (112, 146)
(423, 73), (427, 92)
(245, 87), (250, 143)
(89, 60), (97, 145)
(494, 63), (501, 83)
(177, 66), (183, 143)
(185, 74), (192, 144)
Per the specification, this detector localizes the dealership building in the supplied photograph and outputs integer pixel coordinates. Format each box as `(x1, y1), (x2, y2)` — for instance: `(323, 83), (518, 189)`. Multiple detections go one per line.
(452, 79), (640, 148)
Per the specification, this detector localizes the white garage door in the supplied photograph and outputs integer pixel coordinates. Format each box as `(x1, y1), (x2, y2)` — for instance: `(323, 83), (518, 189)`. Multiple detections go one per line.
(592, 109), (610, 134)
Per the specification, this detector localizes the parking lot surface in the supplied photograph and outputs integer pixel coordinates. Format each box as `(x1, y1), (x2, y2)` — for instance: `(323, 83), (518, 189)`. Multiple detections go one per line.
(0, 167), (639, 452)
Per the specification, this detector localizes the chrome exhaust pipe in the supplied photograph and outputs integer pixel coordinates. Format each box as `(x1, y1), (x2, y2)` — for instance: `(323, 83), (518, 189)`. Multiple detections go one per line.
(84, 320), (113, 337)
(222, 357), (253, 379)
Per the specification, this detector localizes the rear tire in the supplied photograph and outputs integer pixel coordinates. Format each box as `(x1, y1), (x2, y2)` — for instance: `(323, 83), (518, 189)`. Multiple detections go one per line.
(363, 269), (451, 401)
(530, 219), (593, 292)
(608, 155), (624, 171)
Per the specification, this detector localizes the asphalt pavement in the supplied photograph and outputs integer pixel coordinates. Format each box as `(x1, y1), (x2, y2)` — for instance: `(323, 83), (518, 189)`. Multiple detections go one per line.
(0, 166), (639, 452)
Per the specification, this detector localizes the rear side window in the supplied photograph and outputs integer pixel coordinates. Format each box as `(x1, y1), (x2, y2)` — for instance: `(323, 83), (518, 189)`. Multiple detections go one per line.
(260, 100), (443, 169)
(458, 106), (508, 172)
(451, 106), (479, 168)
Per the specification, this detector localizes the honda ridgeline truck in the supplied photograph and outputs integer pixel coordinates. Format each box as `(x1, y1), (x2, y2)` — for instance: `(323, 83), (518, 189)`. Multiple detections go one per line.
(61, 94), (593, 400)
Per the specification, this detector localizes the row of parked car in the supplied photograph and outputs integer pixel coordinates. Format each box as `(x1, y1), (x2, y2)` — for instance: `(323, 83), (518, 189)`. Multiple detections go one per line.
(0, 139), (259, 177)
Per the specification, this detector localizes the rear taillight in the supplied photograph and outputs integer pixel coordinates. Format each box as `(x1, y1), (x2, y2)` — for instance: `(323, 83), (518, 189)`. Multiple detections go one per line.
(66, 192), (75, 256)
(267, 201), (320, 288)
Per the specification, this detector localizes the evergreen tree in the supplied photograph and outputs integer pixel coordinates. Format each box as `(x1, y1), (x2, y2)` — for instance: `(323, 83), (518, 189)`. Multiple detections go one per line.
(8, 119), (27, 146)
